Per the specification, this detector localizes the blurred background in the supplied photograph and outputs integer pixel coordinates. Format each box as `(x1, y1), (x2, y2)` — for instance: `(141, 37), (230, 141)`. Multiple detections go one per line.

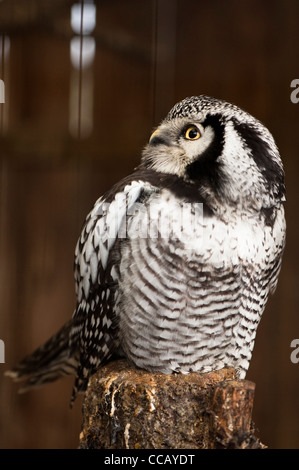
(0, 0), (298, 449)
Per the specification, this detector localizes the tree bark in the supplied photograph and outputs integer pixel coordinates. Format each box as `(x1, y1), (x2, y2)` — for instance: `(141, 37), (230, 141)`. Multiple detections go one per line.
(78, 359), (265, 449)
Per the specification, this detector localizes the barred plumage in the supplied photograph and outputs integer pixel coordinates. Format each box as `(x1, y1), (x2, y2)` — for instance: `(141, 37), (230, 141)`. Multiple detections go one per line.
(6, 95), (286, 403)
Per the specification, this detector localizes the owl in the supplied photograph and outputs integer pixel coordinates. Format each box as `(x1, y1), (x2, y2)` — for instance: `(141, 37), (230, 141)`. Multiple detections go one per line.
(6, 95), (286, 403)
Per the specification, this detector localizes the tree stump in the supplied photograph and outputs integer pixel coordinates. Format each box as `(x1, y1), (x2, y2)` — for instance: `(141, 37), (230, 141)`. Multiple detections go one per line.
(78, 359), (265, 449)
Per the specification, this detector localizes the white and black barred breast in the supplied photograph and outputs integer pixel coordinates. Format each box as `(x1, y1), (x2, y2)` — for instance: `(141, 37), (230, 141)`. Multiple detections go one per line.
(77, 179), (285, 383)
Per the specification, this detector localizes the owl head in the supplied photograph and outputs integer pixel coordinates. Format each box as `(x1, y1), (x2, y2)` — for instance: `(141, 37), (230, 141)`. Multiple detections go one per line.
(140, 95), (285, 212)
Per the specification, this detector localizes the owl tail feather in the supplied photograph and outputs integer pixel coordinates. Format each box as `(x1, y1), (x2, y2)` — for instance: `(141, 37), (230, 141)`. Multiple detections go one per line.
(5, 319), (78, 394)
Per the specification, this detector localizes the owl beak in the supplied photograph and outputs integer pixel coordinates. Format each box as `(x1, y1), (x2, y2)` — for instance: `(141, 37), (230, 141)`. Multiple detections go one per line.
(149, 129), (169, 147)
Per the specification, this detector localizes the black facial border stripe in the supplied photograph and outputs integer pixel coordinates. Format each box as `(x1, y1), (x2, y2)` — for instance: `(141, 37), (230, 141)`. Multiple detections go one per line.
(232, 118), (285, 199)
(185, 113), (225, 189)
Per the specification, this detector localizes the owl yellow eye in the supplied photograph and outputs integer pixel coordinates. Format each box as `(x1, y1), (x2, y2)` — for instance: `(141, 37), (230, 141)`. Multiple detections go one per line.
(185, 126), (201, 140)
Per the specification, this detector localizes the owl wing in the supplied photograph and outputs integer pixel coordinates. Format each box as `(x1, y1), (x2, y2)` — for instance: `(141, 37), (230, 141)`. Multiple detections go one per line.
(69, 176), (156, 398)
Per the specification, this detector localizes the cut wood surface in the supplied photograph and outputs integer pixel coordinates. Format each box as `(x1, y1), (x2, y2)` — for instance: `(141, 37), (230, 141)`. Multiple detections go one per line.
(79, 359), (265, 449)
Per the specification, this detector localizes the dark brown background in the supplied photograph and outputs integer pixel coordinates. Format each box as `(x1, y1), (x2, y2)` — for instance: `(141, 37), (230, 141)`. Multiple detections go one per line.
(0, 0), (298, 449)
